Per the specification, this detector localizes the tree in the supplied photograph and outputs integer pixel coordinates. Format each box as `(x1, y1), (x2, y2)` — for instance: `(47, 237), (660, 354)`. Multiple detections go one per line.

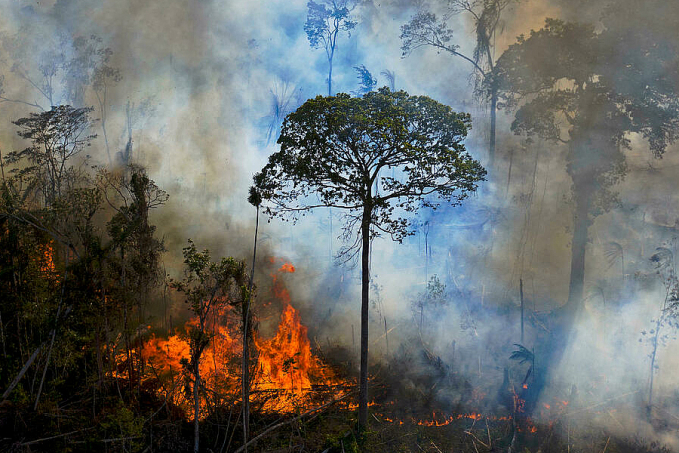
(401, 0), (519, 169)
(490, 17), (679, 314)
(171, 240), (248, 453)
(252, 87), (485, 430)
(644, 247), (679, 416)
(1, 104), (168, 414)
(0, 32), (121, 164)
(304, 0), (357, 96)
(6, 105), (96, 209)
(242, 187), (262, 450)
(103, 165), (168, 390)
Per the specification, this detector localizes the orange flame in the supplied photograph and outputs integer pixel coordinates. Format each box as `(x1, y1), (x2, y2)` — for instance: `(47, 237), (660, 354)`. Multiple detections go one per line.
(408, 411), (511, 427)
(279, 262), (295, 273)
(36, 242), (57, 278)
(120, 260), (347, 420)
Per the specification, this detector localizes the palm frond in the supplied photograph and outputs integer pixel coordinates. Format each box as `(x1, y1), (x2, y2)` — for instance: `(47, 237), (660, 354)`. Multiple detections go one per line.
(603, 241), (623, 269)
(509, 343), (533, 364)
(380, 69), (395, 91)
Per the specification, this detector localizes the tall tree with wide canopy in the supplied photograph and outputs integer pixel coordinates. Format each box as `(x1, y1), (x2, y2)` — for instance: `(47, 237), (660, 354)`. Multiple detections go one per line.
(252, 87), (485, 430)
(491, 16), (679, 314)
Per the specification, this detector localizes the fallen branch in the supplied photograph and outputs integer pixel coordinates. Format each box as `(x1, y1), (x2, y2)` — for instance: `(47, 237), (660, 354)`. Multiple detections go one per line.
(464, 430), (490, 449)
(233, 392), (355, 453)
(430, 440), (443, 453)
(19, 427), (95, 446)
(101, 436), (142, 443)
(2, 343), (43, 400)
(370, 324), (398, 346)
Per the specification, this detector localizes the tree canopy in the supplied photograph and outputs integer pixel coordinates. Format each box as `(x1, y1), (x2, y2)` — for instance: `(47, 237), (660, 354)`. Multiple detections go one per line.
(490, 17), (679, 309)
(254, 87), (485, 248)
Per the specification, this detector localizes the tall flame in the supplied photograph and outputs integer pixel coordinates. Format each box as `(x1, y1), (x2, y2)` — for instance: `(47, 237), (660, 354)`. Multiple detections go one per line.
(123, 260), (347, 419)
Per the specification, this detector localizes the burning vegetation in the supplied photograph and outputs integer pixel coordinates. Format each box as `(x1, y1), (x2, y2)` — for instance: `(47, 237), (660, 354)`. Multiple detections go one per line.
(130, 262), (349, 420)
(4, 0), (679, 452)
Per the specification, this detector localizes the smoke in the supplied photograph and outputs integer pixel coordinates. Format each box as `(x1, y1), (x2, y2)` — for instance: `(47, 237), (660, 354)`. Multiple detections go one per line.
(4, 0), (679, 447)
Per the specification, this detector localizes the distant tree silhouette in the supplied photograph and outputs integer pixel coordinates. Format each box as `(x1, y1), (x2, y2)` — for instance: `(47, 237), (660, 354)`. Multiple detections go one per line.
(304, 0), (357, 96)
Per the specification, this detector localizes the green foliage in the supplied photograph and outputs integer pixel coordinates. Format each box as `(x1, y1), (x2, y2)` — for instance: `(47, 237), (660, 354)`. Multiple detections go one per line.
(170, 239), (249, 377)
(253, 87), (485, 247)
(172, 240), (248, 315)
(97, 401), (144, 451)
(412, 275), (448, 318)
(4, 105), (96, 211)
(0, 105), (168, 448)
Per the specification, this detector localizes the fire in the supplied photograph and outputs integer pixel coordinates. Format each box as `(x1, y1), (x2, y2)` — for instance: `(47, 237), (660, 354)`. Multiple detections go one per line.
(116, 260), (348, 420)
(140, 304), (242, 418)
(255, 303), (329, 392)
(253, 265), (343, 410)
(390, 411), (512, 427)
(279, 262), (295, 273)
(36, 242), (57, 278)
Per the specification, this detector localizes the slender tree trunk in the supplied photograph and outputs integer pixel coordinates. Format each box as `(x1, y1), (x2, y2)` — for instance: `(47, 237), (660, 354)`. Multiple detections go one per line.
(194, 357), (201, 453)
(242, 206), (259, 452)
(520, 278), (524, 344)
(489, 88), (497, 169)
(2, 343), (42, 400)
(648, 284), (671, 417)
(328, 56), (333, 97)
(648, 319), (661, 416)
(96, 86), (112, 166)
(358, 203), (371, 431)
(96, 323), (104, 388)
(566, 198), (590, 314)
(0, 311), (6, 359)
(34, 264), (67, 410)
(505, 146), (514, 195)
(34, 310), (59, 410)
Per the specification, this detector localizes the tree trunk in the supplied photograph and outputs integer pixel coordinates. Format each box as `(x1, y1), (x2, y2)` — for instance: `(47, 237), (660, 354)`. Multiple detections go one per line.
(242, 206), (259, 451)
(358, 203), (371, 431)
(566, 198), (590, 314)
(489, 88), (497, 169)
(328, 54), (333, 97)
(194, 358), (200, 453)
